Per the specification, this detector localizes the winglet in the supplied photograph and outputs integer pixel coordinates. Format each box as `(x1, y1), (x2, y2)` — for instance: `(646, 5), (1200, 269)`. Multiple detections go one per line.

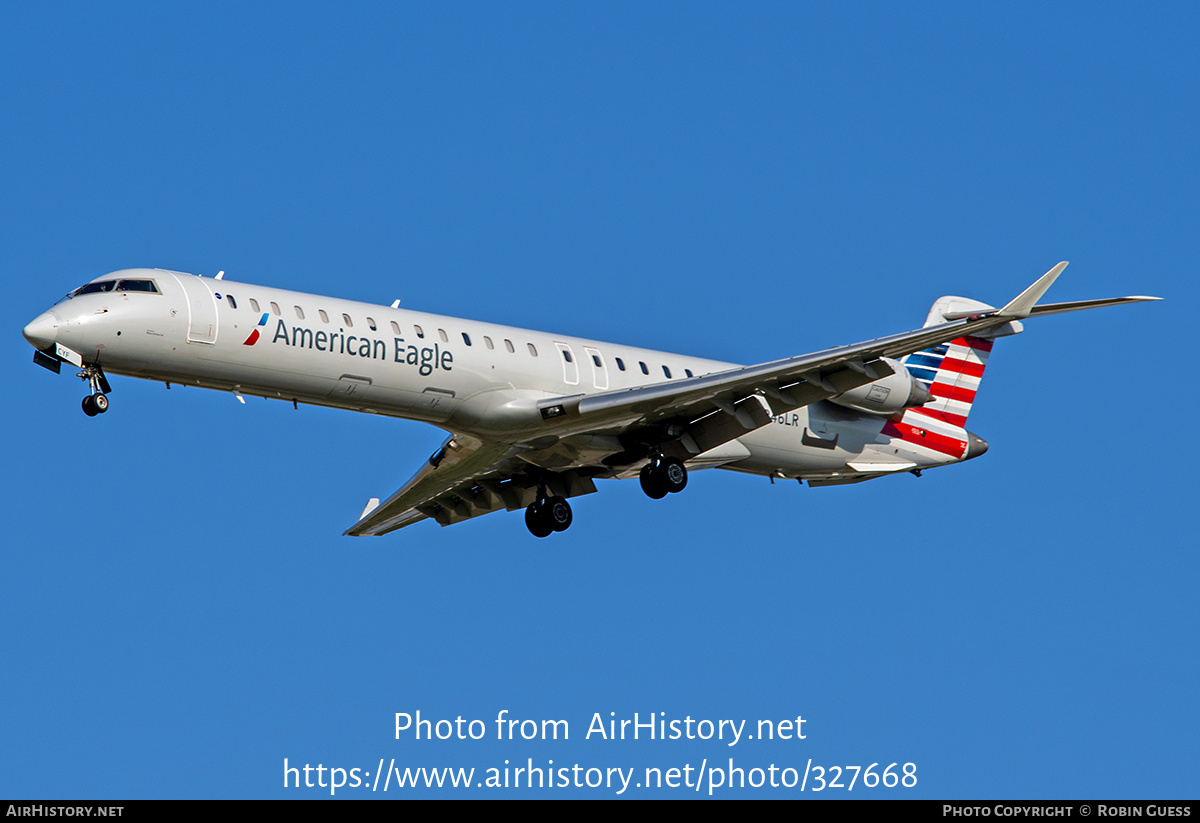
(358, 497), (381, 522)
(996, 261), (1069, 318)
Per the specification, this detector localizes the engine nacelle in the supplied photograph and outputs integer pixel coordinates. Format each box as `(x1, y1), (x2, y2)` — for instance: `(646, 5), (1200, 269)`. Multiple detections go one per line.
(827, 357), (931, 416)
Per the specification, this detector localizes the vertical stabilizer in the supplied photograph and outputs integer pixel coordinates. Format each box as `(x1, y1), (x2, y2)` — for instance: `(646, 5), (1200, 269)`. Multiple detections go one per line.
(900, 296), (1006, 427)
(902, 335), (993, 427)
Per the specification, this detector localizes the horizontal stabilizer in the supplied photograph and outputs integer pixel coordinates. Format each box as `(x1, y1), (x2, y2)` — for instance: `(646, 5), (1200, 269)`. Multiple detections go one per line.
(1026, 295), (1162, 316)
(944, 295), (1160, 320)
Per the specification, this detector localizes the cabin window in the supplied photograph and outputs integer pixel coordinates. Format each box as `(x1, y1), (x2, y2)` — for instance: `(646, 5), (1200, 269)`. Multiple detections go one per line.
(115, 279), (159, 293)
(249, 298), (260, 312)
(226, 295), (238, 309)
(319, 309), (329, 323)
(662, 365), (672, 378)
(270, 302), (281, 316)
(639, 361), (649, 375)
(342, 313), (353, 327)
(391, 321), (401, 335)
(528, 343), (538, 357)
(462, 332), (472, 346)
(615, 357), (626, 371)
(483, 336), (494, 350)
(685, 369), (694, 378)
(504, 339), (514, 353)
(414, 325), (424, 338)
(592, 354), (602, 368)
(367, 317), (377, 331)
(294, 306), (305, 320)
(562, 349), (572, 363)
(438, 329), (448, 342)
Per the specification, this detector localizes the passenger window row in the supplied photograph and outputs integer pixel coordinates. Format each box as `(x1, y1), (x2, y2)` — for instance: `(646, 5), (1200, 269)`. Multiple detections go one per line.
(610, 356), (694, 379)
(550, 346), (696, 379)
(221, 292), (698, 379)
(226, 293), (539, 359)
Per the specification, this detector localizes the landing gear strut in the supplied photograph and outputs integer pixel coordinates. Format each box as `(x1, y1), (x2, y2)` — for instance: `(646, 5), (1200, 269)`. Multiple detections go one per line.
(525, 495), (572, 538)
(640, 454), (688, 499)
(77, 365), (111, 417)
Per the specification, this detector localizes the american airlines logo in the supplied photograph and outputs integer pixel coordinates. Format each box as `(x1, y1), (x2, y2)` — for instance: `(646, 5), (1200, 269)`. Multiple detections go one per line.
(253, 318), (454, 376)
(242, 313), (270, 345)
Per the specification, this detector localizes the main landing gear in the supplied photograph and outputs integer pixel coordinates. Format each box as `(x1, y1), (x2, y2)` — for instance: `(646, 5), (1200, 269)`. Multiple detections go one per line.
(522, 453), (689, 537)
(525, 495), (573, 538)
(639, 455), (688, 499)
(78, 365), (111, 417)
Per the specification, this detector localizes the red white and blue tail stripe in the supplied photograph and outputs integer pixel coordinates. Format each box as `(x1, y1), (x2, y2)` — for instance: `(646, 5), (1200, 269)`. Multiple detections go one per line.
(901, 335), (993, 427)
(878, 295), (1008, 461)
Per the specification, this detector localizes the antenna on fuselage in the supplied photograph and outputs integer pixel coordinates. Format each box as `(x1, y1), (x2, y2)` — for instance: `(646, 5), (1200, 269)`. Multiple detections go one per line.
(215, 270), (225, 280)
(391, 299), (401, 308)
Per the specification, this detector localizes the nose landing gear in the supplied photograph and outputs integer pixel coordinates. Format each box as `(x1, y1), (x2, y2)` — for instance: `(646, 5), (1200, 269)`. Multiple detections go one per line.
(77, 365), (111, 417)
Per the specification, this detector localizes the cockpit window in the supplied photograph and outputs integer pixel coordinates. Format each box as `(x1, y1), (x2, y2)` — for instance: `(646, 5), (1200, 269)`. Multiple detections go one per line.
(67, 279), (160, 299)
(115, 279), (159, 293)
(71, 281), (117, 296)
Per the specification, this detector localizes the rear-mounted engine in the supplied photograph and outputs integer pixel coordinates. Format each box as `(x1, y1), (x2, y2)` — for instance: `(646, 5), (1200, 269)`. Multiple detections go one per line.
(827, 357), (932, 415)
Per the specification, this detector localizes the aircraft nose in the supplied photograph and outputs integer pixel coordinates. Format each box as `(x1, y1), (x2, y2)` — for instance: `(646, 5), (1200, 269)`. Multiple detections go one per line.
(964, 431), (989, 460)
(23, 311), (59, 350)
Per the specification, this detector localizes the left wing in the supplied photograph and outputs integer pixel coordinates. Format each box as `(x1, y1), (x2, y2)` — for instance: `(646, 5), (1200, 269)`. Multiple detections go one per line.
(345, 434), (598, 536)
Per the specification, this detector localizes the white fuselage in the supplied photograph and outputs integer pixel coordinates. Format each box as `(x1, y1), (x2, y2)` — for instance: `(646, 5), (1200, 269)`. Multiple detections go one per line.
(24, 269), (975, 485)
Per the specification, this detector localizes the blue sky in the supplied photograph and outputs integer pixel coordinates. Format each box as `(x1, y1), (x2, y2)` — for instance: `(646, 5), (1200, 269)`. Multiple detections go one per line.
(2, 2), (1196, 798)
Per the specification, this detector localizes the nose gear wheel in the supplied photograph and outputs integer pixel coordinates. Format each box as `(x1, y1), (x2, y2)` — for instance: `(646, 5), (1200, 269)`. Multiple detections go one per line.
(76, 365), (111, 417)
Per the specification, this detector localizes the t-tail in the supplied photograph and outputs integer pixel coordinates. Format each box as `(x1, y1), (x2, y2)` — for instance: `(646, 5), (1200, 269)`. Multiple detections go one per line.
(895, 263), (1159, 451)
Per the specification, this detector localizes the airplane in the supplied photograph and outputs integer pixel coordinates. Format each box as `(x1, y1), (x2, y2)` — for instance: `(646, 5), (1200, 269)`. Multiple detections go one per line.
(22, 263), (1157, 538)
